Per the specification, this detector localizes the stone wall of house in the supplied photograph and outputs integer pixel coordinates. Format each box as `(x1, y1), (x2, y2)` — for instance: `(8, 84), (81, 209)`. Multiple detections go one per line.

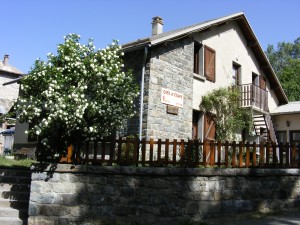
(28, 164), (300, 225)
(143, 37), (194, 140)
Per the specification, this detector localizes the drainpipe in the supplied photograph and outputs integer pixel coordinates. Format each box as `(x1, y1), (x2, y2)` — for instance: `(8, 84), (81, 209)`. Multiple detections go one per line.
(139, 45), (149, 140)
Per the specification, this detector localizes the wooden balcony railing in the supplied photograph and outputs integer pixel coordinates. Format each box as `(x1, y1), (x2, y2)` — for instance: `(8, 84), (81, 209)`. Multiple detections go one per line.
(239, 84), (268, 111)
(58, 138), (300, 168)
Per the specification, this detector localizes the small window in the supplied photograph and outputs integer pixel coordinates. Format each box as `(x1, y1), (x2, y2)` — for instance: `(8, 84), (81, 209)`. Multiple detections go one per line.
(204, 46), (216, 82)
(193, 42), (202, 74)
(232, 63), (241, 86)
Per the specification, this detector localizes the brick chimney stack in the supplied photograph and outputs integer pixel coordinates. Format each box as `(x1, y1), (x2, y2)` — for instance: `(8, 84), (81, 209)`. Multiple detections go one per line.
(152, 16), (163, 36)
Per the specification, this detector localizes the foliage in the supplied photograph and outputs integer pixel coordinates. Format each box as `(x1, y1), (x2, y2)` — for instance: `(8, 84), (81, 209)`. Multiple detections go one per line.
(199, 87), (253, 141)
(15, 34), (139, 154)
(266, 37), (300, 101)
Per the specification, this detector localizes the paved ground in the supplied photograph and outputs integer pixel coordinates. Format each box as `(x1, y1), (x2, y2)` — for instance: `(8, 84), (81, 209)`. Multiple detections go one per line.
(206, 209), (300, 225)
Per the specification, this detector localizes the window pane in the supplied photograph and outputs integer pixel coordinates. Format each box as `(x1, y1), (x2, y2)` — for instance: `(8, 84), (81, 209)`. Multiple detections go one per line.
(276, 131), (287, 143)
(292, 132), (300, 142)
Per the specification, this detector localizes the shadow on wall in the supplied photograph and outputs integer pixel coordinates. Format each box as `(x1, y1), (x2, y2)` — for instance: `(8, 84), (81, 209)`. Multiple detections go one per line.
(0, 167), (32, 225)
(27, 164), (300, 225)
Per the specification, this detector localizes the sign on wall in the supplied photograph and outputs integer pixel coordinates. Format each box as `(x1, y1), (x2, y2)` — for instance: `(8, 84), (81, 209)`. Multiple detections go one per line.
(161, 88), (184, 108)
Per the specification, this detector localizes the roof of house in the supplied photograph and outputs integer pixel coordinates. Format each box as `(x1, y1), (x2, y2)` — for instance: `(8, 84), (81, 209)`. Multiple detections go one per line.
(271, 101), (300, 115)
(0, 58), (23, 77)
(122, 12), (288, 105)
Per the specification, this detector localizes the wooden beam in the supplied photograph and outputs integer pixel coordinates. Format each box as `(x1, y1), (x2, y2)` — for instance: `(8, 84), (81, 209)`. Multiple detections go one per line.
(260, 65), (269, 70)
(247, 41), (257, 47)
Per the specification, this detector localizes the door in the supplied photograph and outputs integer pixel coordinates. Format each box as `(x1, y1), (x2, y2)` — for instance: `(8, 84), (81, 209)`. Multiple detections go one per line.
(203, 113), (216, 165)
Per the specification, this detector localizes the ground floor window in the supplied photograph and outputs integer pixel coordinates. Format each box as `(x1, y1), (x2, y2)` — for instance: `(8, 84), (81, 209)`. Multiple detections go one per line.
(290, 130), (300, 146)
(275, 131), (287, 144)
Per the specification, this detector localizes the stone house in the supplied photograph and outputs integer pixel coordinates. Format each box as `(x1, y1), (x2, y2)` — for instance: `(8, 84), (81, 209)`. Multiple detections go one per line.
(0, 55), (23, 153)
(122, 12), (289, 145)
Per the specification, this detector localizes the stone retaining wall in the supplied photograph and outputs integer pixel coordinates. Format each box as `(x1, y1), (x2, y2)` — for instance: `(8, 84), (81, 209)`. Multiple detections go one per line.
(28, 164), (300, 225)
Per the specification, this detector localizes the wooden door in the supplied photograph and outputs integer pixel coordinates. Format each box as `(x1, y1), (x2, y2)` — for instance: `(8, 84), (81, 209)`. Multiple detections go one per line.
(203, 113), (216, 165)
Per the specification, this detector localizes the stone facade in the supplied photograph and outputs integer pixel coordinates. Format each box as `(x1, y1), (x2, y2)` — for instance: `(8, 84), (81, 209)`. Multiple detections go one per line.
(28, 164), (300, 225)
(124, 37), (194, 140)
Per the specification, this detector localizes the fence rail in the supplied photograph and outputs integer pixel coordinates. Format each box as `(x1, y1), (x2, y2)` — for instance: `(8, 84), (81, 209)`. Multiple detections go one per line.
(65, 138), (300, 168)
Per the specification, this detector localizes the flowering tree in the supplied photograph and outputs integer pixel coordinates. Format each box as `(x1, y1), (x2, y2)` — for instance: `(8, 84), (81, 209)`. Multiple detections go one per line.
(16, 34), (139, 156)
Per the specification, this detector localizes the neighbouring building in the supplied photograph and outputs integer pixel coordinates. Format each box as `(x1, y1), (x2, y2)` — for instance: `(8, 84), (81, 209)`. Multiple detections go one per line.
(271, 101), (300, 147)
(0, 55), (23, 154)
(122, 12), (289, 146)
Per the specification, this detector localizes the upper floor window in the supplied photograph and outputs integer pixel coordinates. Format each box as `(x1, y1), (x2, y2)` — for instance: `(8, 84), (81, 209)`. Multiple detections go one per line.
(193, 42), (216, 82)
(232, 63), (241, 86)
(193, 42), (202, 74)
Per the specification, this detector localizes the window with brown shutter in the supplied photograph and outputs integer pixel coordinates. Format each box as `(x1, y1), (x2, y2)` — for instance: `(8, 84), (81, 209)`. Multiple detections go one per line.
(204, 46), (216, 82)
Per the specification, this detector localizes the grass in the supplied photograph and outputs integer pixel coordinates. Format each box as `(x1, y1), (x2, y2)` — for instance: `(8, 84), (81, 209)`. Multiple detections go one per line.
(0, 155), (36, 169)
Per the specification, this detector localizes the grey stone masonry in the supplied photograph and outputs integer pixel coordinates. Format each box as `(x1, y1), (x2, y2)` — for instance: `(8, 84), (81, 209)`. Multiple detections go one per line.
(144, 38), (194, 140)
(28, 164), (300, 225)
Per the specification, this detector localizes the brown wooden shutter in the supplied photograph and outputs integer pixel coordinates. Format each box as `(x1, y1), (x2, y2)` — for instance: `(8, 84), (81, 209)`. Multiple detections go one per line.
(204, 46), (216, 82)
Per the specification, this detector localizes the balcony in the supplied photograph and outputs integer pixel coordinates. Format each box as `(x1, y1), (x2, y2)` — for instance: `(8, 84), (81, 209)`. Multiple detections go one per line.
(239, 84), (268, 112)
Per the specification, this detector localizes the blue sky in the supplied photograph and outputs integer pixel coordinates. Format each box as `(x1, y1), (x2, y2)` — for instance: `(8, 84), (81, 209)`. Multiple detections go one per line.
(1, 0), (299, 73)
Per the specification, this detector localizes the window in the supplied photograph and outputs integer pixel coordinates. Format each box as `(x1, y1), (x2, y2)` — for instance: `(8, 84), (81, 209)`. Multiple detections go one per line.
(193, 43), (216, 82)
(275, 131), (287, 144)
(193, 42), (202, 74)
(232, 63), (241, 86)
(290, 131), (300, 143)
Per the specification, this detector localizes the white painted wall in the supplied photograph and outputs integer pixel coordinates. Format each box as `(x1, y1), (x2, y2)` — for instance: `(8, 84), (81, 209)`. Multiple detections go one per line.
(192, 21), (280, 110)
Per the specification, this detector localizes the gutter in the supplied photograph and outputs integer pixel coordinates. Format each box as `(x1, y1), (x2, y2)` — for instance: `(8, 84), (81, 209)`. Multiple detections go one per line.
(139, 45), (150, 140)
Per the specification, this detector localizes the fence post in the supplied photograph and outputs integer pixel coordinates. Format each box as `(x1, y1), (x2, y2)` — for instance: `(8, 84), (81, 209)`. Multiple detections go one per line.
(225, 141), (229, 168)
(172, 139), (177, 166)
(94, 140), (98, 163)
(157, 139), (162, 163)
(259, 142), (264, 167)
(117, 137), (122, 164)
(101, 138), (106, 165)
(239, 141), (243, 168)
(272, 142), (278, 166)
(232, 141), (236, 168)
(217, 141), (221, 167)
(141, 138), (146, 166)
(279, 142), (284, 167)
(203, 140), (207, 167)
(210, 142), (215, 167)
(133, 138), (139, 166)
(85, 141), (89, 163)
(149, 138), (154, 165)
(291, 143), (297, 168)
(286, 142), (290, 167)
(252, 142), (257, 167)
(246, 142), (250, 168)
(266, 142), (270, 166)
(195, 139), (199, 167)
(109, 138), (115, 166)
(165, 139), (169, 166)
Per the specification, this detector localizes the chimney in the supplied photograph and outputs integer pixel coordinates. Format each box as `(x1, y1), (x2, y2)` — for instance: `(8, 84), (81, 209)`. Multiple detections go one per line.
(3, 54), (9, 65)
(152, 16), (163, 35)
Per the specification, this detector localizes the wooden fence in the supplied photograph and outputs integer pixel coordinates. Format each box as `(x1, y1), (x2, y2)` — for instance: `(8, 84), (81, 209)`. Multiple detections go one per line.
(68, 138), (300, 168)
